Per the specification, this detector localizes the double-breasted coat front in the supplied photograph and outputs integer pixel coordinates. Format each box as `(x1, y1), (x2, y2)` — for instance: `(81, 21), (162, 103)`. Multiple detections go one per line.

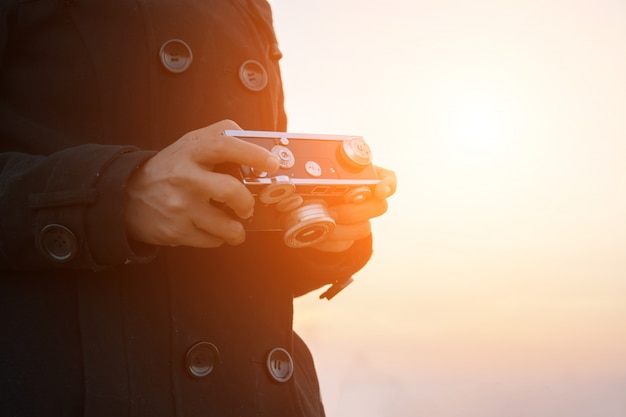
(0, 1), (372, 416)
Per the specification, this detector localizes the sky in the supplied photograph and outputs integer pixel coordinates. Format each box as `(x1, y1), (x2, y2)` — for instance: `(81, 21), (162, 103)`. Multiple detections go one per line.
(269, 1), (626, 416)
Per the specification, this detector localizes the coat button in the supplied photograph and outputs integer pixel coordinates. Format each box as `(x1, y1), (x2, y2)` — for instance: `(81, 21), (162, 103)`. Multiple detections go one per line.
(185, 342), (219, 378)
(40, 224), (78, 262)
(266, 347), (294, 383)
(160, 39), (193, 73)
(270, 42), (283, 60)
(239, 60), (268, 92)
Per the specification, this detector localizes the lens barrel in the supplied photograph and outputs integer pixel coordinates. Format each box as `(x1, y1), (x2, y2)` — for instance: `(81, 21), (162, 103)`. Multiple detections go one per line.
(281, 200), (335, 248)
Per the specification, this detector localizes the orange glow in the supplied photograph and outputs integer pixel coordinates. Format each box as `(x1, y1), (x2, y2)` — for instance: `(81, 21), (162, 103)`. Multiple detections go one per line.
(271, 0), (626, 416)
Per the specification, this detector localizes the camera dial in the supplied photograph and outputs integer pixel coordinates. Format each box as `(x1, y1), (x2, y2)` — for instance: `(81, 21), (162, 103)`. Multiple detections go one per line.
(344, 186), (372, 204)
(271, 145), (295, 169)
(340, 137), (373, 167)
(258, 176), (295, 204)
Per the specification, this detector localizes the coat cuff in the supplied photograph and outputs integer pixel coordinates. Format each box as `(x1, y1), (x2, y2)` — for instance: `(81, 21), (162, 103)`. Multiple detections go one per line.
(85, 149), (158, 268)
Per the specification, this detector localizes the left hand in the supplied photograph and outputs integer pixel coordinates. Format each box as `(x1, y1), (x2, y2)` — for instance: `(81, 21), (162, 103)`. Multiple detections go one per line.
(311, 166), (397, 252)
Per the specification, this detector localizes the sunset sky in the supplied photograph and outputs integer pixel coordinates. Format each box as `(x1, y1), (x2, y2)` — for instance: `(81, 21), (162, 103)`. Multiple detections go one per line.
(269, 0), (626, 416)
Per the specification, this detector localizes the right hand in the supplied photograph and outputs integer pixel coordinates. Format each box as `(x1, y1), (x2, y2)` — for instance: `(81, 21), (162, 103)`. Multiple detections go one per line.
(125, 119), (280, 248)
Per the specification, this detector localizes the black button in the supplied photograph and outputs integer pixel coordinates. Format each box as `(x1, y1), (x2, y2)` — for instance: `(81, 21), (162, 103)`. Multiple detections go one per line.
(186, 342), (219, 378)
(160, 39), (193, 73)
(270, 42), (283, 60)
(40, 224), (78, 262)
(266, 347), (293, 383)
(239, 60), (268, 92)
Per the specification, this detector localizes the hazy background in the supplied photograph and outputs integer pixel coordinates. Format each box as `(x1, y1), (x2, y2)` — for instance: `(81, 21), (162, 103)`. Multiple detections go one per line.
(269, 1), (626, 416)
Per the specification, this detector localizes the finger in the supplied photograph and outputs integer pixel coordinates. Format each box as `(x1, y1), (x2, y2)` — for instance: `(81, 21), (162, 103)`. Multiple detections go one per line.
(374, 166), (397, 199)
(330, 199), (388, 225)
(191, 202), (248, 246)
(144, 214), (227, 249)
(176, 228), (227, 248)
(325, 221), (371, 242)
(194, 171), (256, 219)
(207, 118), (243, 132)
(189, 128), (280, 173)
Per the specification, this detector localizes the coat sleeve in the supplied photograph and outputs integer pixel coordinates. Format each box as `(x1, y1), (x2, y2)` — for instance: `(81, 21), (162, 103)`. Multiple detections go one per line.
(0, 2), (160, 271)
(290, 234), (374, 298)
(0, 146), (159, 271)
(239, 231), (374, 299)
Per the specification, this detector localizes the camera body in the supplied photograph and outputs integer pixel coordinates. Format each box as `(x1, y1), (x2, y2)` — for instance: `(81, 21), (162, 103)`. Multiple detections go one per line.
(222, 130), (380, 248)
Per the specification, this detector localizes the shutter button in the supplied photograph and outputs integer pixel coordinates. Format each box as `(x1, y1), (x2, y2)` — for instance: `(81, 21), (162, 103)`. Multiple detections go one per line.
(239, 60), (268, 92)
(185, 342), (219, 378)
(266, 347), (294, 383)
(40, 224), (78, 262)
(160, 39), (193, 73)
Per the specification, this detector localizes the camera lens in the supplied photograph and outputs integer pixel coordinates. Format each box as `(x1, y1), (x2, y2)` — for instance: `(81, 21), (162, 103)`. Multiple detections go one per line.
(297, 224), (329, 244)
(276, 195), (304, 212)
(281, 200), (335, 248)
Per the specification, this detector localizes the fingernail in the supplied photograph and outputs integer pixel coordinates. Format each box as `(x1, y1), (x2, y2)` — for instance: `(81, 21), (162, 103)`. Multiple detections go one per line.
(266, 155), (280, 171)
(243, 207), (254, 220)
(384, 185), (392, 197)
(231, 232), (246, 246)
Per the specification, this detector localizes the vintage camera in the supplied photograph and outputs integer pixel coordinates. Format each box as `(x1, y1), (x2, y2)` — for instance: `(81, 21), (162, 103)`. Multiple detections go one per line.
(221, 130), (380, 248)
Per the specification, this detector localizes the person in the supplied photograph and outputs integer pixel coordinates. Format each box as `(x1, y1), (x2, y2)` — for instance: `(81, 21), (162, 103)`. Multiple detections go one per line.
(0, 1), (396, 416)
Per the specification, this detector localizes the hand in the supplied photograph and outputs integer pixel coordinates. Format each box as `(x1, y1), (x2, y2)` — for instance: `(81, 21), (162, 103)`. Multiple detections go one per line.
(125, 119), (280, 248)
(311, 165), (397, 252)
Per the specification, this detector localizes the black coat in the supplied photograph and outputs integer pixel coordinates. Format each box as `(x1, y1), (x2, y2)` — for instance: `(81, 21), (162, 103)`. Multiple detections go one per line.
(0, 1), (372, 416)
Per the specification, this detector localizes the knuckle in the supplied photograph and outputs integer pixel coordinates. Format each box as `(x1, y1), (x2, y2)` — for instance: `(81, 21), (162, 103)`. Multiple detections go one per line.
(182, 129), (202, 144)
(161, 193), (187, 214)
(200, 135), (230, 158)
(213, 178), (248, 202)
(220, 119), (238, 129)
(211, 186), (236, 203)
